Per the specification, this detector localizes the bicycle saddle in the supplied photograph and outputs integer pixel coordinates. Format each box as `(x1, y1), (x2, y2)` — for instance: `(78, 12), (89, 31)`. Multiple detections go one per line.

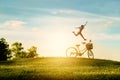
(76, 44), (80, 47)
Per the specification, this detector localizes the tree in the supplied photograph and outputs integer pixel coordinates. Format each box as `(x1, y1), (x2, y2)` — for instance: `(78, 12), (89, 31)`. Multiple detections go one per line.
(27, 46), (38, 58)
(19, 50), (27, 58)
(11, 42), (26, 58)
(0, 38), (11, 61)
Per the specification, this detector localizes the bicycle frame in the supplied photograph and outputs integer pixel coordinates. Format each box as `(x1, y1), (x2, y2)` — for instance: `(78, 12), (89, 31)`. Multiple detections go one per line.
(75, 44), (87, 56)
(66, 40), (94, 59)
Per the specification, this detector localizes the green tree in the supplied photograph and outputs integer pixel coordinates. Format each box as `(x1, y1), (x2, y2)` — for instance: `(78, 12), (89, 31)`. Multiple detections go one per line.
(0, 38), (11, 61)
(11, 42), (26, 58)
(27, 46), (38, 58)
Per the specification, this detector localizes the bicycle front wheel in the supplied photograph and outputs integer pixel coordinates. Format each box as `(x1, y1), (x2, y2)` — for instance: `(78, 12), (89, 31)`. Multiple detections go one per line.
(87, 50), (94, 59)
(66, 47), (78, 57)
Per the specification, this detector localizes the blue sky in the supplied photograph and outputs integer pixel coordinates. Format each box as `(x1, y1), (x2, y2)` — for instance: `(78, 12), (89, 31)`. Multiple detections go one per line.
(0, 0), (120, 61)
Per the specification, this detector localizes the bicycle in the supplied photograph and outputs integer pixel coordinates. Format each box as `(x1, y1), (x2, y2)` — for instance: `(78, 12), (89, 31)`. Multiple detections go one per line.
(66, 40), (94, 59)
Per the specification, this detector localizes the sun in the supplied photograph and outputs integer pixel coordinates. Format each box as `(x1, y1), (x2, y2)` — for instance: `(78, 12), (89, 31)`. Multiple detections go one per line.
(47, 33), (72, 57)
(38, 29), (75, 57)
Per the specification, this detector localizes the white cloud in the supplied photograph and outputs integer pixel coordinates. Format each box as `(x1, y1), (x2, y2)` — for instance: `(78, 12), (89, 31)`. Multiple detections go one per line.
(105, 33), (120, 40)
(82, 29), (120, 42)
(28, 8), (120, 33)
(1, 20), (26, 30)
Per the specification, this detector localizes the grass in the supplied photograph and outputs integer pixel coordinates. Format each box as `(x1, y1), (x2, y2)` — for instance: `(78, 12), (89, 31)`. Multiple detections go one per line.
(0, 57), (120, 80)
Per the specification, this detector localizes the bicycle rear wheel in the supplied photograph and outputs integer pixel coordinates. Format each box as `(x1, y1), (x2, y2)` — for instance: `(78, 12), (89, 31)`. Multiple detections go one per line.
(66, 47), (78, 57)
(87, 50), (94, 59)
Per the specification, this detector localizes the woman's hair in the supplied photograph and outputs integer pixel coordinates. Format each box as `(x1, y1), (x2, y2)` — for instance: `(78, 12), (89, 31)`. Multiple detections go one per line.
(81, 25), (84, 27)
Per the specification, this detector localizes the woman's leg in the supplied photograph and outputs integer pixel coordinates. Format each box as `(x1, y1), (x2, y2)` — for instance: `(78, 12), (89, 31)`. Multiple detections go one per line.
(73, 31), (79, 36)
(80, 33), (86, 40)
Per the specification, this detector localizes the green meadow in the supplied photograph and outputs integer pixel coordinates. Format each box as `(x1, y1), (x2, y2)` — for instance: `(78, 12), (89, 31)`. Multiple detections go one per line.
(0, 57), (120, 80)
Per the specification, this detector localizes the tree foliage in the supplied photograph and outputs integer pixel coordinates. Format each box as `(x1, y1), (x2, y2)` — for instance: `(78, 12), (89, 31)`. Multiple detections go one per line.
(11, 42), (26, 58)
(27, 46), (38, 58)
(0, 38), (11, 61)
(0, 38), (39, 60)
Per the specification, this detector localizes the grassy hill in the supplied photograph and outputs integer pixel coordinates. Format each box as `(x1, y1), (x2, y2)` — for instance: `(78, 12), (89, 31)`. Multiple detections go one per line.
(0, 57), (120, 80)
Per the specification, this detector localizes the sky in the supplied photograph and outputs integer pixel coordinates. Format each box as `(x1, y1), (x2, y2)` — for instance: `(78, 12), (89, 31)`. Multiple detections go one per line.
(0, 0), (120, 61)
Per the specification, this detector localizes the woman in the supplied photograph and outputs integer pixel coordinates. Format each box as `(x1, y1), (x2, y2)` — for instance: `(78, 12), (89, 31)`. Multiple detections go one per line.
(73, 21), (87, 40)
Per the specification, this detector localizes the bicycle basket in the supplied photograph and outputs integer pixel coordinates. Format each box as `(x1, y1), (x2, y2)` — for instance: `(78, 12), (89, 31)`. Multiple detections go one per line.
(86, 43), (93, 49)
